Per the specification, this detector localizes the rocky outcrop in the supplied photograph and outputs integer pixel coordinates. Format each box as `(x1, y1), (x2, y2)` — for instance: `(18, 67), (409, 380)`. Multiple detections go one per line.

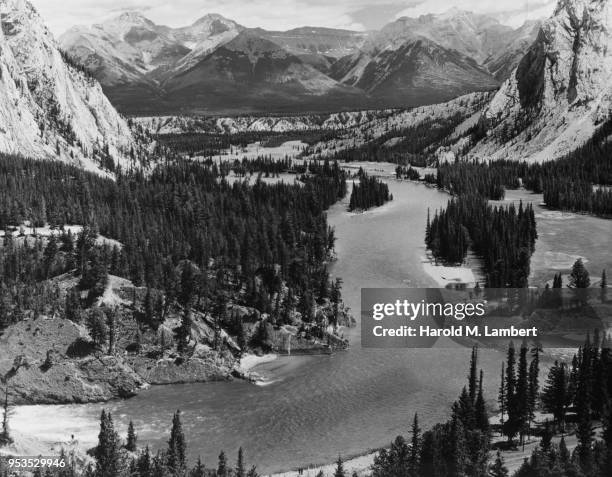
(128, 354), (232, 385)
(0, 316), (235, 404)
(0, 0), (142, 175)
(469, 0), (612, 162)
(0, 319), (144, 404)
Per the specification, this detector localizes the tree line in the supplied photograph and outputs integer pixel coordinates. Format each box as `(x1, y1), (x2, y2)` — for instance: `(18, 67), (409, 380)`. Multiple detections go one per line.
(348, 171), (392, 212)
(0, 154), (348, 333)
(425, 196), (537, 287)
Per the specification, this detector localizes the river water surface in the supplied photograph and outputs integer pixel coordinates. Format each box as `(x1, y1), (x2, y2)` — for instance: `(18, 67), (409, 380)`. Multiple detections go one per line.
(13, 175), (612, 474)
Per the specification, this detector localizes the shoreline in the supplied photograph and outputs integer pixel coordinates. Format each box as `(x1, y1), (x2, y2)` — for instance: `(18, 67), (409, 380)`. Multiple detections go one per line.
(268, 448), (379, 477)
(421, 254), (477, 288)
(239, 353), (279, 371)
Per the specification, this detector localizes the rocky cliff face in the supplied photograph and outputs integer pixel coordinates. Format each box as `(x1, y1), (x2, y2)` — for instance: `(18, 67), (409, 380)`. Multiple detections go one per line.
(469, 0), (612, 162)
(0, 0), (138, 174)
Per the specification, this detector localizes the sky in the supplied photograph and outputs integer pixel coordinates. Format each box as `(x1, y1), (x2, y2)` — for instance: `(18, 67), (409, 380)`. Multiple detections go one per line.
(29, 0), (557, 36)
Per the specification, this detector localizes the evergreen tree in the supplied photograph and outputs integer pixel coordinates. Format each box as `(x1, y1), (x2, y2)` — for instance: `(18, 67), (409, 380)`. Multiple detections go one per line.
(468, 346), (478, 404)
(125, 420), (137, 452)
(175, 310), (193, 353)
(94, 410), (121, 477)
(409, 413), (420, 477)
(475, 370), (489, 434)
(540, 421), (552, 452)
(191, 457), (206, 477)
(448, 415), (468, 477)
(0, 385), (12, 446)
(167, 410), (186, 476)
(217, 451), (228, 477)
(527, 346), (540, 433)
(541, 361), (569, 428)
(334, 455), (346, 477)
(65, 287), (82, 323)
(503, 342), (520, 443)
(235, 447), (246, 477)
(576, 406), (594, 475)
(246, 466), (259, 477)
(137, 446), (152, 477)
(498, 362), (506, 427)
(516, 343), (529, 445)
(569, 258), (590, 288)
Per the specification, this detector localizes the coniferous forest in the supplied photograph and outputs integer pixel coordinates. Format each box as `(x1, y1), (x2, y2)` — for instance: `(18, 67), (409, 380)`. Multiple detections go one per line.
(0, 154), (347, 331)
(426, 196), (537, 287)
(348, 171), (392, 212)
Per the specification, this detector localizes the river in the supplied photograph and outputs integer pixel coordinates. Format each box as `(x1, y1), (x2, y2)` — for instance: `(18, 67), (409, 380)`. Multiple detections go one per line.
(12, 171), (612, 474)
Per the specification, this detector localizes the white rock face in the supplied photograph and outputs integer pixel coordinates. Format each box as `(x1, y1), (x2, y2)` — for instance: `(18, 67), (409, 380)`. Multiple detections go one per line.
(0, 0), (138, 174)
(470, 0), (612, 162)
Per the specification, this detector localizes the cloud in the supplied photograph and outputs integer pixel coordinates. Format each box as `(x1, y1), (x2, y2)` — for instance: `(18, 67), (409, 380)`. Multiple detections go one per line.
(28, 0), (557, 36)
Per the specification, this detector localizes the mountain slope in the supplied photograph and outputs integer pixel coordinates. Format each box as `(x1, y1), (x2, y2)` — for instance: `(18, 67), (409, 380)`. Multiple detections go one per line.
(467, 0), (612, 163)
(370, 9), (515, 64)
(0, 0), (139, 174)
(257, 27), (367, 72)
(60, 12), (188, 86)
(331, 37), (499, 106)
(163, 30), (363, 113)
(483, 20), (542, 81)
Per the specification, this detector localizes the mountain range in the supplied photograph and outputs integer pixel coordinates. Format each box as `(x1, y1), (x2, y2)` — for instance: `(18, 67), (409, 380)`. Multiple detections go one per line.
(59, 9), (541, 115)
(1, 0), (611, 169)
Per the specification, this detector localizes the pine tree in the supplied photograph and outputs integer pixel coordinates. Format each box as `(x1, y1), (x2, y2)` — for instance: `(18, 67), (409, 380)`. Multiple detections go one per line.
(475, 370), (489, 434)
(235, 447), (246, 477)
(246, 465), (259, 477)
(498, 362), (506, 427)
(448, 415), (468, 477)
(542, 361), (569, 428)
(468, 346), (478, 404)
(217, 451), (228, 477)
(527, 346), (540, 433)
(503, 342), (520, 443)
(334, 455), (346, 477)
(125, 420), (137, 452)
(409, 413), (420, 476)
(539, 421), (552, 452)
(137, 446), (152, 477)
(0, 385), (12, 446)
(94, 410), (121, 477)
(106, 308), (116, 355)
(576, 406), (594, 474)
(454, 386), (475, 431)
(192, 457), (206, 477)
(570, 258), (590, 288)
(167, 410), (186, 476)
(516, 343), (529, 445)
(176, 310), (193, 353)
(601, 269), (608, 303)
(558, 436), (570, 466)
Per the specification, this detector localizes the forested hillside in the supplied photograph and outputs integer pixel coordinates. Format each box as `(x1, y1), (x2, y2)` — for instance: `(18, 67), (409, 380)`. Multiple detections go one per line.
(0, 154), (352, 403)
